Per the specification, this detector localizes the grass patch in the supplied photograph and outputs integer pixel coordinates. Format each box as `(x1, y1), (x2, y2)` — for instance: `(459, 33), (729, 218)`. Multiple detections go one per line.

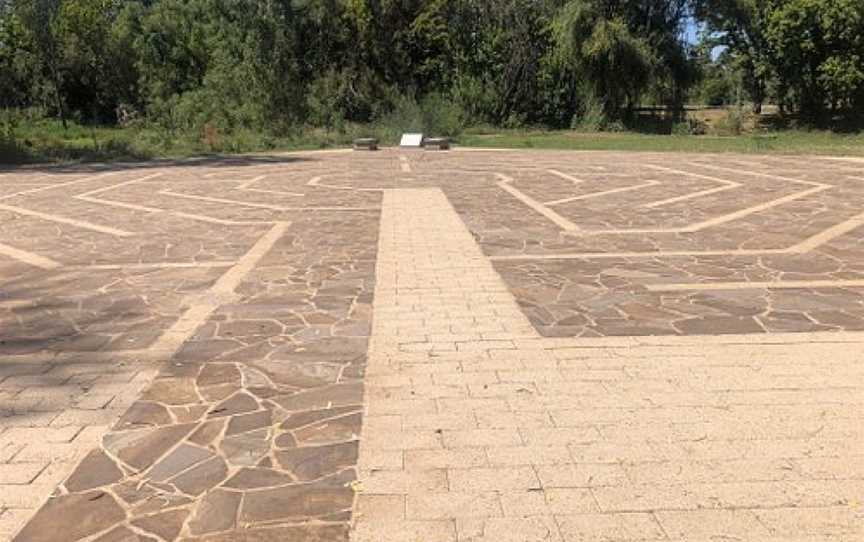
(2, 119), (357, 165)
(2, 117), (864, 165)
(458, 128), (864, 156)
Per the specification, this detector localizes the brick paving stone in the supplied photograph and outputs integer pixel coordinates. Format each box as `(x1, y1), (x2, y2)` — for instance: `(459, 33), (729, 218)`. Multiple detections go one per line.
(457, 516), (564, 542)
(555, 512), (668, 542)
(2, 151), (863, 540)
(351, 184), (863, 542)
(0, 462), (46, 484)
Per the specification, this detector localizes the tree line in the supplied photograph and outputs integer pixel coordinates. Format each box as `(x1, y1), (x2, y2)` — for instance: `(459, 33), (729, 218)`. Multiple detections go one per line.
(1, 0), (862, 136)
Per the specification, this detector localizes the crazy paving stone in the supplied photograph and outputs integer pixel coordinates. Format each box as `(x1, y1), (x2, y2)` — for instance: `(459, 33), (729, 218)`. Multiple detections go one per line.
(146, 443), (213, 482)
(225, 409), (272, 436)
(140, 378), (200, 405)
(275, 440), (359, 481)
(16, 491), (126, 542)
(280, 406), (360, 431)
(257, 360), (343, 388)
(187, 489), (242, 536)
(64, 449), (124, 492)
(93, 526), (158, 542)
(199, 382), (240, 402)
(223, 467), (295, 489)
(220, 429), (271, 467)
(239, 483), (354, 522)
(180, 523), (350, 542)
(197, 363), (242, 387)
(271, 382), (363, 412)
(294, 412), (362, 445)
(105, 423), (196, 471)
(115, 401), (173, 429)
(170, 404), (209, 423)
(171, 456), (229, 496)
(208, 392), (260, 418)
(274, 431), (299, 448)
(188, 419), (226, 446)
(131, 509), (190, 540)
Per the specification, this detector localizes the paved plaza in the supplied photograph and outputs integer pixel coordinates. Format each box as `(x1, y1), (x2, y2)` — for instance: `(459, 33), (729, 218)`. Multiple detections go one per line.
(0, 149), (861, 541)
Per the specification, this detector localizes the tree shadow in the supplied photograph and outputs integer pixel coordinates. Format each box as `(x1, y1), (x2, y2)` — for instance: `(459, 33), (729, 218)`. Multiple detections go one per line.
(0, 270), (168, 425)
(0, 270), (149, 356)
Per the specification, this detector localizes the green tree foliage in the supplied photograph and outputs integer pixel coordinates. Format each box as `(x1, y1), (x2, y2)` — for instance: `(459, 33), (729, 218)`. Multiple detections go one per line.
(0, 1), (31, 109)
(1, 0), (860, 136)
(448, 0), (555, 126)
(764, 0), (864, 118)
(695, 0), (773, 113)
(697, 0), (864, 120)
(6, 0), (139, 124)
(554, 0), (694, 121)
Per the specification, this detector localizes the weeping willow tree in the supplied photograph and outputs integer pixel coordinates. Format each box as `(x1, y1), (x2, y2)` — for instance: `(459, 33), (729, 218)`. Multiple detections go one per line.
(552, 0), (693, 121)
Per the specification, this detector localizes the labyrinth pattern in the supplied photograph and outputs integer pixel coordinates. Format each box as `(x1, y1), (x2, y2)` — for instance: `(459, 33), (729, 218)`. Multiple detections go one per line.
(460, 153), (864, 337)
(0, 150), (862, 541)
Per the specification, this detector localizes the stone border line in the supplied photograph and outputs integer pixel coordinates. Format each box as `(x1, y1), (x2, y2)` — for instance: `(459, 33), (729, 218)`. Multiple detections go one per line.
(0, 167), (388, 271)
(10, 222), (287, 540)
(11, 204), (379, 541)
(496, 164), (830, 237)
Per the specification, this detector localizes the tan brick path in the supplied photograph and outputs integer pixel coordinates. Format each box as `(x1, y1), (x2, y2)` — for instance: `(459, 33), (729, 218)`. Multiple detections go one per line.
(0, 355), (156, 538)
(353, 188), (863, 542)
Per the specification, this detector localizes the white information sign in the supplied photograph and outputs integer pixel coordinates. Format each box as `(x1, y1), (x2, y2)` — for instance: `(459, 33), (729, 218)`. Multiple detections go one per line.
(400, 133), (424, 147)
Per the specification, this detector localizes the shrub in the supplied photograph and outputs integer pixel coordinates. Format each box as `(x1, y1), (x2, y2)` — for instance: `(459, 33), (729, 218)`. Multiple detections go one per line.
(306, 69), (352, 131)
(571, 93), (609, 132)
(713, 108), (745, 135)
(371, 93), (465, 141)
(0, 109), (30, 164)
(672, 117), (708, 135)
(202, 122), (219, 151)
(452, 74), (499, 126)
(419, 92), (464, 137)
(699, 76), (735, 107)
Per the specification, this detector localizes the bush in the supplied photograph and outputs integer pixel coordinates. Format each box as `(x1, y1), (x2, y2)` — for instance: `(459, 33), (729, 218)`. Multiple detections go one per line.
(370, 96), (422, 143)
(306, 68), (401, 129)
(419, 93), (464, 137)
(672, 117), (708, 135)
(306, 69), (353, 131)
(0, 109), (30, 164)
(713, 108), (745, 135)
(371, 93), (465, 141)
(0, 136), (29, 164)
(452, 74), (500, 126)
(570, 93), (609, 132)
(699, 76), (735, 107)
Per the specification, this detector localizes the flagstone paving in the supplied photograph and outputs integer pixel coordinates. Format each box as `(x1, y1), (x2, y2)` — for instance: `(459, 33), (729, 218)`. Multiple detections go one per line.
(0, 149), (862, 540)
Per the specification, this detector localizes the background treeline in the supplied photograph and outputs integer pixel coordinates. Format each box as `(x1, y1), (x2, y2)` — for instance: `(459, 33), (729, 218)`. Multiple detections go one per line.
(1, 0), (862, 148)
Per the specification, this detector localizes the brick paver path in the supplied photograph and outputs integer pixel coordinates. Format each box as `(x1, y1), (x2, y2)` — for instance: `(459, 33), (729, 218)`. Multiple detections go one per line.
(354, 187), (863, 541)
(0, 150), (862, 540)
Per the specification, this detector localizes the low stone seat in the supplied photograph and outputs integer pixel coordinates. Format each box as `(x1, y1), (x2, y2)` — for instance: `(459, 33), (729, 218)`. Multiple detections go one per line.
(424, 137), (450, 150)
(353, 138), (379, 151)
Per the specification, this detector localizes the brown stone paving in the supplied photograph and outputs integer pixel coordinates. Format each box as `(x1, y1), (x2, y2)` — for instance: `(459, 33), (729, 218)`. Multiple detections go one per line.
(438, 153), (864, 336)
(1, 154), (381, 540)
(0, 149), (862, 540)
